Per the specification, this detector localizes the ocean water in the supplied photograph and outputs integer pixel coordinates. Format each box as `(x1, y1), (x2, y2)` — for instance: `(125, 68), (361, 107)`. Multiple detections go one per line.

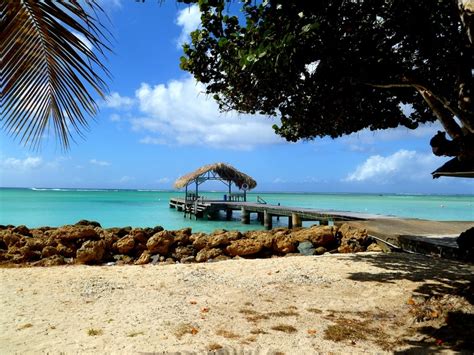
(0, 188), (472, 233)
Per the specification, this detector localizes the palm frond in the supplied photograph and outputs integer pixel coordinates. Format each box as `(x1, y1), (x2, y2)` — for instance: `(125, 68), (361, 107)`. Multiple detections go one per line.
(1, 0), (111, 149)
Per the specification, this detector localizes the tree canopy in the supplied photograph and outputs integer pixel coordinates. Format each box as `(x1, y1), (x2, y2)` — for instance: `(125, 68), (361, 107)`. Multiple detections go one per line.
(180, 0), (474, 162)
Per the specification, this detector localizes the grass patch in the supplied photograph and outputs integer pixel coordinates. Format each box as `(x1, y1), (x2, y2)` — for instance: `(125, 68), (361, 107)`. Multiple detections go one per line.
(271, 324), (297, 333)
(268, 310), (300, 317)
(324, 317), (393, 350)
(306, 308), (323, 314)
(216, 329), (240, 339)
(250, 328), (268, 335)
(87, 328), (103, 336)
(17, 323), (33, 330)
(127, 331), (145, 337)
(206, 343), (223, 351)
(173, 323), (199, 338)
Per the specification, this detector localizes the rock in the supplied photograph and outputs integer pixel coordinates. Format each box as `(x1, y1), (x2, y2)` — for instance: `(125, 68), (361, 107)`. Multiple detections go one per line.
(56, 243), (76, 258)
(366, 243), (383, 252)
(337, 223), (370, 253)
(191, 233), (209, 250)
(41, 246), (58, 258)
(150, 254), (160, 265)
(13, 225), (32, 237)
(226, 239), (263, 257)
(134, 250), (151, 265)
(273, 236), (297, 254)
(291, 225), (336, 247)
(195, 248), (222, 262)
(297, 241), (315, 256)
(173, 246), (195, 260)
(206, 233), (231, 248)
(115, 255), (134, 265)
(116, 236), (135, 254)
(147, 230), (174, 255)
(76, 240), (106, 264)
(1, 231), (21, 247)
(457, 227), (474, 250)
(173, 228), (192, 245)
(180, 256), (195, 263)
(314, 246), (327, 255)
(75, 220), (101, 228)
(25, 238), (47, 251)
(212, 255), (230, 262)
(107, 226), (132, 238)
(33, 255), (65, 267)
(130, 229), (149, 244)
(51, 226), (98, 241)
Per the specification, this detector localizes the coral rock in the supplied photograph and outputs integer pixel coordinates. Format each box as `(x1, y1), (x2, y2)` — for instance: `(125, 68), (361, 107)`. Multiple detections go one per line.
(134, 250), (151, 265)
(76, 240), (106, 264)
(196, 248), (222, 262)
(226, 239), (263, 256)
(116, 236), (135, 254)
(147, 230), (174, 255)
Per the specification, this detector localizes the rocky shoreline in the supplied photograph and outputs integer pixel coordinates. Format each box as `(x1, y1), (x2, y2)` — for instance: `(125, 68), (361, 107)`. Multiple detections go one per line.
(0, 220), (383, 267)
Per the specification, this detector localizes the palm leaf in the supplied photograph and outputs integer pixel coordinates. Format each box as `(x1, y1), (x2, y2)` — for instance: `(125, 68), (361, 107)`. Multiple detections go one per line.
(1, 0), (111, 149)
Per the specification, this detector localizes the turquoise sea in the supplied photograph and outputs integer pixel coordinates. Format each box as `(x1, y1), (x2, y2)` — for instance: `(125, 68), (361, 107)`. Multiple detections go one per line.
(0, 188), (472, 233)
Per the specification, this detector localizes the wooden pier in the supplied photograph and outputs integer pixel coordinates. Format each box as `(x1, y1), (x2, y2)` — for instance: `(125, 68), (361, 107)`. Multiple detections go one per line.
(169, 197), (392, 229)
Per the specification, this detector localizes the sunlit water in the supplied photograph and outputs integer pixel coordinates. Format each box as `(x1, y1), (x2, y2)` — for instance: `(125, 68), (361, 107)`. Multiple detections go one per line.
(0, 188), (472, 233)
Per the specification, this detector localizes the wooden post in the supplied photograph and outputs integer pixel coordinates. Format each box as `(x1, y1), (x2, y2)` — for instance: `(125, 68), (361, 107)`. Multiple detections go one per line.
(226, 209), (233, 220)
(257, 212), (264, 224)
(288, 215), (293, 229)
(320, 219), (329, 226)
(241, 207), (250, 224)
(292, 213), (302, 228)
(264, 210), (272, 230)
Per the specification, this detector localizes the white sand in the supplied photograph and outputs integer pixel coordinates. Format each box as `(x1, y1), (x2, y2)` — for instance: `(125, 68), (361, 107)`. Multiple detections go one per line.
(1, 252), (473, 354)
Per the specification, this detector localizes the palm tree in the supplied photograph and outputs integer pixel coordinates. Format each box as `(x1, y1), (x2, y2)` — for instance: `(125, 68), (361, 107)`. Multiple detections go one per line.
(1, 0), (110, 149)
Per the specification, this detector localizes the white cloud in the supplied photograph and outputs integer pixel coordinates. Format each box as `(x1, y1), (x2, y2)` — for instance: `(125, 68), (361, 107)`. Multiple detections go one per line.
(156, 177), (171, 184)
(345, 149), (439, 182)
(103, 92), (135, 110)
(119, 175), (134, 183)
(130, 76), (282, 150)
(2, 156), (42, 170)
(90, 159), (111, 167)
(109, 113), (121, 122)
(73, 32), (93, 51)
(175, 5), (201, 48)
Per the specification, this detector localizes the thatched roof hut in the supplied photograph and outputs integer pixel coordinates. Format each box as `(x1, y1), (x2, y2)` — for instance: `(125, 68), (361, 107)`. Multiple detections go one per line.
(174, 162), (257, 190)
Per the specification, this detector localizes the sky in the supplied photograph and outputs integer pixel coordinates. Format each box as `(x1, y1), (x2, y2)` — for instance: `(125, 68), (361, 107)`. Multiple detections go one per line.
(1, 1), (473, 194)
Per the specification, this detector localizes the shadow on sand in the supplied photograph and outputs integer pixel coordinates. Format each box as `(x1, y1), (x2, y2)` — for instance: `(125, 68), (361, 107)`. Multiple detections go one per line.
(347, 252), (474, 353)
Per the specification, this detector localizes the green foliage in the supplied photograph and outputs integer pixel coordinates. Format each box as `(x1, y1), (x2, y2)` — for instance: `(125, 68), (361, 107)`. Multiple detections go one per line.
(180, 0), (474, 159)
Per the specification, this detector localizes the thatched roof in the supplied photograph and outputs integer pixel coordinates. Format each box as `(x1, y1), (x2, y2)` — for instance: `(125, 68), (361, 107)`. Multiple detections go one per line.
(174, 163), (257, 190)
(432, 158), (474, 179)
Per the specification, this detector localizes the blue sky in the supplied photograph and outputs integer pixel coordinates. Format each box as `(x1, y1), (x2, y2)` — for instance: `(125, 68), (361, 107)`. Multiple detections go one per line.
(1, 1), (473, 194)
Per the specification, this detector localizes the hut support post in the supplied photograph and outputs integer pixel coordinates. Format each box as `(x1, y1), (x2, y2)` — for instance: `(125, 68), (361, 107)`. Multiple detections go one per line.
(226, 209), (233, 220)
(241, 207), (250, 224)
(288, 216), (293, 229)
(292, 213), (302, 228)
(264, 210), (272, 230)
(257, 212), (264, 224)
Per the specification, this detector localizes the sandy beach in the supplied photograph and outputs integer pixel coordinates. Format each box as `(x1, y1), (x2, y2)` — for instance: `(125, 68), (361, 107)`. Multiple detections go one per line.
(1, 252), (473, 354)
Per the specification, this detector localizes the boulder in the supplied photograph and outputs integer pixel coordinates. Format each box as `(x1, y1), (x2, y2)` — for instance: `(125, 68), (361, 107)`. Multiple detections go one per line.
(51, 226), (98, 241)
(226, 239), (263, 257)
(337, 223), (370, 253)
(173, 245), (195, 261)
(173, 228), (192, 245)
(42, 245), (58, 258)
(247, 231), (274, 248)
(206, 233), (231, 248)
(273, 236), (297, 254)
(457, 227), (474, 250)
(33, 255), (66, 267)
(134, 250), (151, 265)
(13, 225), (32, 237)
(129, 229), (148, 243)
(1, 231), (21, 247)
(107, 226), (132, 238)
(76, 240), (106, 264)
(195, 248), (222, 262)
(314, 246), (327, 255)
(366, 243), (383, 252)
(25, 238), (47, 251)
(116, 236), (135, 254)
(191, 233), (209, 250)
(291, 225), (336, 247)
(147, 230), (174, 255)
(297, 241), (315, 256)
(56, 243), (76, 258)
(75, 220), (101, 228)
